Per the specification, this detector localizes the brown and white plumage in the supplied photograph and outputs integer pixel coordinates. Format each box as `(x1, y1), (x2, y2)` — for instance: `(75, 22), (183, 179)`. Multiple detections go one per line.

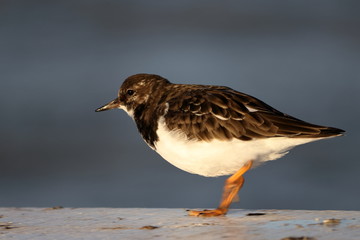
(96, 73), (344, 216)
(163, 84), (342, 142)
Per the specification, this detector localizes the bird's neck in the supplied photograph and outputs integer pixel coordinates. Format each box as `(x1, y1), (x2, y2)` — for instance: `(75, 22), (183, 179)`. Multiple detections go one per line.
(133, 88), (169, 149)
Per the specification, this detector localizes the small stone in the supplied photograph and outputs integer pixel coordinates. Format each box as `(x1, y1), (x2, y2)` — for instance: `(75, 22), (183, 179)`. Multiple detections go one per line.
(246, 212), (266, 216)
(323, 218), (341, 226)
(140, 225), (159, 230)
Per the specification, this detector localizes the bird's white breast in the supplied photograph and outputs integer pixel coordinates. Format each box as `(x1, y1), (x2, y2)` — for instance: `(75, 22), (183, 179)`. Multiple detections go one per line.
(154, 117), (320, 177)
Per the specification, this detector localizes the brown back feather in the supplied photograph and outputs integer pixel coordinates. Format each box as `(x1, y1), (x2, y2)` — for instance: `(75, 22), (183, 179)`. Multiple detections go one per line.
(164, 85), (344, 141)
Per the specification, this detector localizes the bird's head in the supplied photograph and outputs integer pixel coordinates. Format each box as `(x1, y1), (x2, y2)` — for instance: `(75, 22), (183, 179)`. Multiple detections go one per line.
(95, 73), (170, 117)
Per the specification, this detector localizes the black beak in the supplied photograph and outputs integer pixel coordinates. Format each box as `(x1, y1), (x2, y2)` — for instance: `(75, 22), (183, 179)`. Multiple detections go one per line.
(95, 98), (121, 112)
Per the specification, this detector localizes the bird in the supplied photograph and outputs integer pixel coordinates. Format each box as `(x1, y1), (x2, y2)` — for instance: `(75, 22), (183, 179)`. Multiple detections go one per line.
(95, 73), (344, 217)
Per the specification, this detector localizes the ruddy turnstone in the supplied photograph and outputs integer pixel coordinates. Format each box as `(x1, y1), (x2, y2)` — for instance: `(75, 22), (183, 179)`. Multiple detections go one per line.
(95, 73), (344, 217)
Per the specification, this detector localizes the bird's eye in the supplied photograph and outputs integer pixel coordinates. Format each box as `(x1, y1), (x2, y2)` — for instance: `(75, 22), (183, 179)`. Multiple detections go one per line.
(127, 89), (135, 96)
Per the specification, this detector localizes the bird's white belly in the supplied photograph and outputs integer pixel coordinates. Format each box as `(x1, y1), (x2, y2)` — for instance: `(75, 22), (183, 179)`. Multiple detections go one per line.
(154, 119), (319, 177)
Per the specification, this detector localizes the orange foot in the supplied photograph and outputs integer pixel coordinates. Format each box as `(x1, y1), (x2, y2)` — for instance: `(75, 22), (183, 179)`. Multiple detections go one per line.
(187, 208), (227, 217)
(187, 160), (253, 217)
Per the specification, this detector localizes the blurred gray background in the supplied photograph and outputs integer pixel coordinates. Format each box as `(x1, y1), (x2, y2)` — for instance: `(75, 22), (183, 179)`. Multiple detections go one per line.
(1, 0), (359, 211)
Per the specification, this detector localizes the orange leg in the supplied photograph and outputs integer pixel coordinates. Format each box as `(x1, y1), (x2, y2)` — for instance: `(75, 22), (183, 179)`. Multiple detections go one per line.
(188, 160), (253, 217)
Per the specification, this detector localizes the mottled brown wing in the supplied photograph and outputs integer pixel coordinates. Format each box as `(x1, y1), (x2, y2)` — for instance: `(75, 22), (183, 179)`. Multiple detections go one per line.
(164, 87), (343, 141)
